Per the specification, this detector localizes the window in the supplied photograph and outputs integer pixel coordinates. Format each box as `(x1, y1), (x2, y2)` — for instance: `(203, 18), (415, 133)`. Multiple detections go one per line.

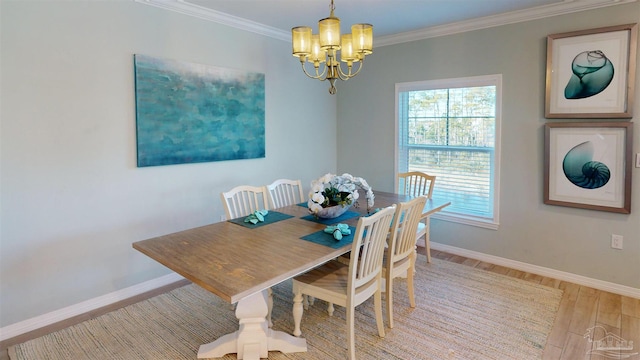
(396, 75), (501, 229)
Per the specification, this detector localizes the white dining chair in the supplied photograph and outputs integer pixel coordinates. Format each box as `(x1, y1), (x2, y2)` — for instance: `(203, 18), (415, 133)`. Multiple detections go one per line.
(267, 178), (304, 208)
(292, 205), (396, 360)
(397, 171), (436, 262)
(383, 195), (427, 328)
(266, 178), (318, 314)
(219, 184), (272, 325)
(220, 184), (270, 220)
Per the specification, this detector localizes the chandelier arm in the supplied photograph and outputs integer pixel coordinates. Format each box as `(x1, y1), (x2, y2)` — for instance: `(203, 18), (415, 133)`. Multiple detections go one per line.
(300, 62), (328, 80)
(291, 0), (372, 94)
(335, 60), (364, 80)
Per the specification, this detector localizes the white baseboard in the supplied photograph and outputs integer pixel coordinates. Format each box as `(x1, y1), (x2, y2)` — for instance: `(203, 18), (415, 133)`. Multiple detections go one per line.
(3, 245), (639, 343)
(0, 272), (184, 342)
(430, 242), (640, 299)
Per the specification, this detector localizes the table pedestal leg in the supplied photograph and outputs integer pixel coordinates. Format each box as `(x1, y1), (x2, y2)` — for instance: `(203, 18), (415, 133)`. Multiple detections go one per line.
(197, 290), (307, 359)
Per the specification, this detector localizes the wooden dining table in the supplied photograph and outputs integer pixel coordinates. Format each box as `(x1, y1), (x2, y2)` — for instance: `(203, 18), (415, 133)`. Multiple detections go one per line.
(132, 191), (450, 360)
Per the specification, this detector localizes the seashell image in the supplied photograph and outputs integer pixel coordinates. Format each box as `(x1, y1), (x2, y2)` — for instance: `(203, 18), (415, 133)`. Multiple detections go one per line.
(562, 141), (610, 189)
(564, 50), (614, 99)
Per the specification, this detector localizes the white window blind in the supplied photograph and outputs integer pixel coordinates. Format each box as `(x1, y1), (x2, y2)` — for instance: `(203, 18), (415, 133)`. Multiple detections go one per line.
(396, 75), (501, 228)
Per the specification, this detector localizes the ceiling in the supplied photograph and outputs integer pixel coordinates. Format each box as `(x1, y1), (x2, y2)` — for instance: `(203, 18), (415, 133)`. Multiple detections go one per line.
(139, 0), (635, 45)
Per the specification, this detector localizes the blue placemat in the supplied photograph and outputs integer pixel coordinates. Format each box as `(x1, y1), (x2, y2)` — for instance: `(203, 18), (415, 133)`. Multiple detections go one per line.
(300, 226), (357, 249)
(297, 202), (307, 207)
(228, 211), (294, 228)
(301, 210), (360, 225)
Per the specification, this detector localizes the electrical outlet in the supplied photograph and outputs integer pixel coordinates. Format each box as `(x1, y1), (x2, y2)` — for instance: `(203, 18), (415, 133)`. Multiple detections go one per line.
(611, 234), (623, 250)
(219, 215), (225, 222)
(636, 153), (640, 168)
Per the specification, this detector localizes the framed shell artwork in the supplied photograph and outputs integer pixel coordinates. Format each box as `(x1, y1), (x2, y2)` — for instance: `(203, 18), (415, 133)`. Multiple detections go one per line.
(544, 122), (633, 213)
(545, 24), (637, 118)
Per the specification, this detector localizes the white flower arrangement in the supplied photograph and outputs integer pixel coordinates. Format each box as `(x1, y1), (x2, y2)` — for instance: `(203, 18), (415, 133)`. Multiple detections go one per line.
(307, 173), (375, 215)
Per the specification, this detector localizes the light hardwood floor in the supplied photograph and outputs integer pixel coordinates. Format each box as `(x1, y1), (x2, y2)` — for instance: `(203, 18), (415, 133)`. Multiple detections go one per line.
(427, 249), (640, 360)
(2, 249), (638, 360)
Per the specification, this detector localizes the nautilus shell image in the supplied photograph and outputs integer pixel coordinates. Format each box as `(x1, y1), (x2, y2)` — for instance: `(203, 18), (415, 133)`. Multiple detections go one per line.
(564, 50), (614, 99)
(562, 141), (610, 189)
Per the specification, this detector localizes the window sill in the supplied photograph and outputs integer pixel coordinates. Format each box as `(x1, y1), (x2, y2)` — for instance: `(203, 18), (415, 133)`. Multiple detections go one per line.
(432, 212), (499, 230)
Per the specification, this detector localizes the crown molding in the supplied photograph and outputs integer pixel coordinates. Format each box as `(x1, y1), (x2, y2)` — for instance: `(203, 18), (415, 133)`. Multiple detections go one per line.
(375, 0), (638, 46)
(134, 0), (290, 41)
(136, 0), (637, 47)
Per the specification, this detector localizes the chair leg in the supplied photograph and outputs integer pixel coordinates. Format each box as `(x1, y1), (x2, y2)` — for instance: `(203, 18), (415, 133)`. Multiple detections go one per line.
(424, 217), (432, 263)
(346, 306), (356, 360)
(267, 287), (273, 328)
(374, 285), (385, 338)
(292, 290), (304, 337)
(407, 254), (416, 308)
(327, 302), (335, 316)
(302, 295), (316, 309)
(386, 274), (394, 329)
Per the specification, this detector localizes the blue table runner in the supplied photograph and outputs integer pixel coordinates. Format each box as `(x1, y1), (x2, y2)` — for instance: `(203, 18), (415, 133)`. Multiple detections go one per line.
(300, 226), (357, 249)
(227, 211), (294, 228)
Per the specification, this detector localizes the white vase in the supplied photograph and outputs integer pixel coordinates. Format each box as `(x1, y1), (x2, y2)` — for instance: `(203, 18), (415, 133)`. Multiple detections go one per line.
(315, 204), (352, 219)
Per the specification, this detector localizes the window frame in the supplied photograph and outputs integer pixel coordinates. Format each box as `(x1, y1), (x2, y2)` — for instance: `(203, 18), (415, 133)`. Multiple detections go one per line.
(395, 74), (502, 230)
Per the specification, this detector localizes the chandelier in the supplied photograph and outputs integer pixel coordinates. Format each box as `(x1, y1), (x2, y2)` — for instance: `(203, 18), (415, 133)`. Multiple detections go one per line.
(291, 0), (373, 94)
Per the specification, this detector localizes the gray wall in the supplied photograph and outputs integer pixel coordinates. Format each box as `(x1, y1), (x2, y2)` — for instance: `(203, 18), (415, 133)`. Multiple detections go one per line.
(338, 3), (640, 288)
(0, 2), (336, 327)
(1, 0), (639, 330)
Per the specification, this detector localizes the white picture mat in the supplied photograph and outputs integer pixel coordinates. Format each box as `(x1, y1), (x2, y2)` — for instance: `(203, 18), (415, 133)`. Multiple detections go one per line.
(549, 30), (630, 114)
(548, 127), (626, 207)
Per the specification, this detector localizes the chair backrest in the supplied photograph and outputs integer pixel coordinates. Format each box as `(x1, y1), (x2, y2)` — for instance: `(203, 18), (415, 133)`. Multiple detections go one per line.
(388, 195), (428, 264)
(267, 179), (304, 209)
(220, 185), (269, 220)
(397, 171), (436, 199)
(348, 205), (396, 296)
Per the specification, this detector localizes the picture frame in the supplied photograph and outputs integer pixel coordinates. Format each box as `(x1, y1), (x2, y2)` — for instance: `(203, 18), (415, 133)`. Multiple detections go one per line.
(545, 23), (637, 118)
(544, 122), (633, 214)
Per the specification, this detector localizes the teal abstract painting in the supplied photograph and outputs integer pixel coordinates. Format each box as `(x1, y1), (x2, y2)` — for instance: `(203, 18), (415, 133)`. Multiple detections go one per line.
(134, 54), (265, 167)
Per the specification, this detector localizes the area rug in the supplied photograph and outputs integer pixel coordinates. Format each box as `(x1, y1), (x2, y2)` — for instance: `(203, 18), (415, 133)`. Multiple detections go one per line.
(9, 256), (562, 359)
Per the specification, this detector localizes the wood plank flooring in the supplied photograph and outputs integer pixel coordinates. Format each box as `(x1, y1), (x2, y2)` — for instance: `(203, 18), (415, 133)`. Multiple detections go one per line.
(427, 249), (640, 360)
(2, 249), (638, 360)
